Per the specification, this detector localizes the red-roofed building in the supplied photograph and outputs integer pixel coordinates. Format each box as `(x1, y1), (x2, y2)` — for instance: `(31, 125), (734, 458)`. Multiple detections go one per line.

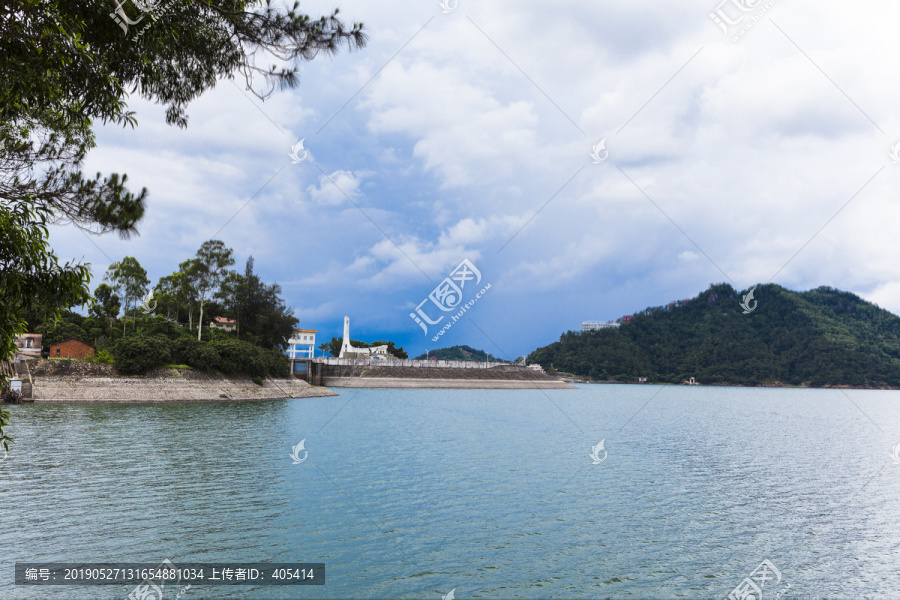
(210, 316), (237, 332)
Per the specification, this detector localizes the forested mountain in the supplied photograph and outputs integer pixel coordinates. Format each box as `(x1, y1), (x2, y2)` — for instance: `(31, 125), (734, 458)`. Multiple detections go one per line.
(413, 345), (508, 362)
(529, 284), (900, 387)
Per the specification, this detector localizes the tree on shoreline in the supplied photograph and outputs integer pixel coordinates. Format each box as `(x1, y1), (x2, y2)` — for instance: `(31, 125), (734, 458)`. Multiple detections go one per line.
(217, 257), (298, 349)
(104, 257), (149, 336)
(193, 240), (234, 341)
(91, 283), (121, 329)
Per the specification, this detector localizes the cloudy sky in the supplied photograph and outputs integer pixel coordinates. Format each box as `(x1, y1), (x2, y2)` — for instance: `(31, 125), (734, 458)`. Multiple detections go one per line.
(53, 0), (900, 359)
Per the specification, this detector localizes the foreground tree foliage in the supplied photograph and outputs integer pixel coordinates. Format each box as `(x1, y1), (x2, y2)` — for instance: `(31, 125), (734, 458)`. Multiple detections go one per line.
(530, 284), (900, 387)
(0, 1), (366, 445)
(0, 201), (90, 451)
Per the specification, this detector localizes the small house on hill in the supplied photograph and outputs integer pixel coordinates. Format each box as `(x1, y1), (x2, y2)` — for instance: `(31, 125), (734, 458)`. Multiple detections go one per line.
(50, 338), (95, 360)
(210, 316), (237, 332)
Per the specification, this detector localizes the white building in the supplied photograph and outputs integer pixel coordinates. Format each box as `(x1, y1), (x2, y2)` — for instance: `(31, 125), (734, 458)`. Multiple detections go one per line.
(339, 316), (388, 358)
(581, 321), (620, 332)
(287, 329), (317, 359)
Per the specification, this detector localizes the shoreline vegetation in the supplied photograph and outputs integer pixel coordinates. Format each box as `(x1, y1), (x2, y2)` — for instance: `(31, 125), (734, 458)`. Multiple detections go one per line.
(531, 283), (900, 389)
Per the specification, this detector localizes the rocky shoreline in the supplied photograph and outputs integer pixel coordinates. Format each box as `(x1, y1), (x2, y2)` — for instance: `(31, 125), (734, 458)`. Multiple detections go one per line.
(12, 359), (575, 400)
(20, 360), (336, 403)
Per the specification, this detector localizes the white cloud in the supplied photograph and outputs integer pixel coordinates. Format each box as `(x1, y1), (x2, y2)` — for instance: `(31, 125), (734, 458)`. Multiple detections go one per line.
(306, 170), (365, 206)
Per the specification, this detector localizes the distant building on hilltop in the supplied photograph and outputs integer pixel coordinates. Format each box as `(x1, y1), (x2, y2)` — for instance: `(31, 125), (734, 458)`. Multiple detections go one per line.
(582, 321), (620, 332)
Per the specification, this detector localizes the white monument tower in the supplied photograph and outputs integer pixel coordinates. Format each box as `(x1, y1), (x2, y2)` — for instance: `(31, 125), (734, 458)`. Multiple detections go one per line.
(339, 316), (389, 358)
(339, 316), (352, 357)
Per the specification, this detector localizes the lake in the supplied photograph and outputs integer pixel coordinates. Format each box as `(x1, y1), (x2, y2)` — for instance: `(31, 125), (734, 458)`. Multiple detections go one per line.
(2, 384), (899, 599)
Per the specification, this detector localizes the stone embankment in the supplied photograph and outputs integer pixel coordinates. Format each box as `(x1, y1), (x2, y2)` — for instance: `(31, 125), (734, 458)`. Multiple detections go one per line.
(22, 360), (336, 402)
(321, 364), (575, 389)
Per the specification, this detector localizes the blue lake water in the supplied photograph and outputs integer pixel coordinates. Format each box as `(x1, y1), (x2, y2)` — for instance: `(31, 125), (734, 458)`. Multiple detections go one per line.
(2, 384), (900, 599)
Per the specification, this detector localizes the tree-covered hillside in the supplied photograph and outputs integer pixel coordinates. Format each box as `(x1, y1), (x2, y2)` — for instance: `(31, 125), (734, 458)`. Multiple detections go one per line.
(413, 345), (508, 362)
(529, 284), (900, 387)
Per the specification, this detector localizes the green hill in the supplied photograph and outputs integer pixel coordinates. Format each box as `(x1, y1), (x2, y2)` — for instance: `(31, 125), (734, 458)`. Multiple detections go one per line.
(413, 345), (508, 363)
(529, 283), (900, 387)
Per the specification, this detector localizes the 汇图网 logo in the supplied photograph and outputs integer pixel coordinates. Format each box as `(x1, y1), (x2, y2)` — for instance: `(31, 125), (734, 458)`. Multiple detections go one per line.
(409, 259), (491, 340)
(709, 0), (782, 42)
(727, 558), (790, 600)
(109, 0), (176, 39)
